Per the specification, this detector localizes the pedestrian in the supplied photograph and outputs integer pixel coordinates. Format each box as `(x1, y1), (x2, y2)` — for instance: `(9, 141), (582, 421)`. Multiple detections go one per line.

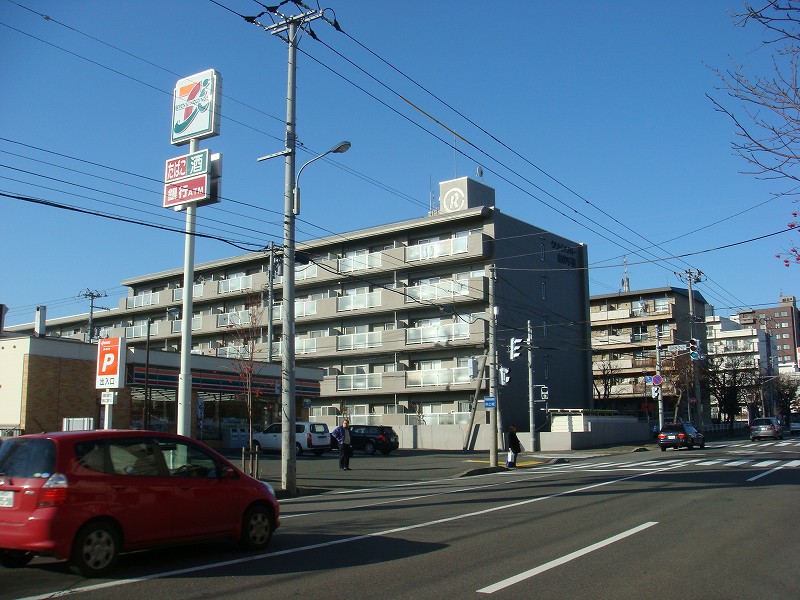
(331, 419), (353, 471)
(507, 424), (522, 468)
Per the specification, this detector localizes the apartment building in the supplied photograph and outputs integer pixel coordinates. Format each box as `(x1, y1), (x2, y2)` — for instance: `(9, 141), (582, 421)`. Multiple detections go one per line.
(8, 177), (593, 440)
(590, 286), (709, 422)
(735, 295), (800, 374)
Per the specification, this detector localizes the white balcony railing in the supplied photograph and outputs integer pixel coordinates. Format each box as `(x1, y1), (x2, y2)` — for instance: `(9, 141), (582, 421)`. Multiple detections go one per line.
(172, 316), (202, 333)
(406, 237), (468, 262)
(217, 310), (251, 328)
(406, 367), (472, 387)
(172, 283), (204, 302)
(406, 322), (469, 345)
(338, 252), (382, 273)
(126, 292), (160, 309)
(218, 275), (252, 294)
(125, 322), (157, 339)
(336, 373), (383, 391)
(296, 263), (318, 281)
(337, 331), (382, 351)
(337, 291), (381, 312)
(406, 279), (469, 302)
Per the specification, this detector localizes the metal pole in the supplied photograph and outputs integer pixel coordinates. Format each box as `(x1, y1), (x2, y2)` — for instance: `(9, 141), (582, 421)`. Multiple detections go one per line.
(144, 318), (152, 430)
(656, 330), (664, 431)
(488, 265), (498, 467)
(267, 242), (275, 363)
(527, 320), (536, 452)
(281, 20), (298, 496)
(176, 138), (198, 438)
(462, 353), (488, 451)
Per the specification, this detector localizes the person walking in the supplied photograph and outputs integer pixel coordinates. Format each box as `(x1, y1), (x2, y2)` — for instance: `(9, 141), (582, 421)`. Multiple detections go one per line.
(331, 419), (353, 470)
(507, 424), (522, 467)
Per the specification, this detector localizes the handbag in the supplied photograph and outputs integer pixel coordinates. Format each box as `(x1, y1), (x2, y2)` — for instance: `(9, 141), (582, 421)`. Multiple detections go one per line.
(506, 450), (515, 467)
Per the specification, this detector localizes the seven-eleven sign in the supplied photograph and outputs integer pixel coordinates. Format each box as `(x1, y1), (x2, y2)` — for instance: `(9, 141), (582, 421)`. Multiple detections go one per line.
(96, 337), (126, 389)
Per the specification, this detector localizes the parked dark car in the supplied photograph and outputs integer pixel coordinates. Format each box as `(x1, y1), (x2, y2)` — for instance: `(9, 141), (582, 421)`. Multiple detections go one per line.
(332, 425), (399, 455)
(657, 423), (705, 451)
(0, 430), (279, 577)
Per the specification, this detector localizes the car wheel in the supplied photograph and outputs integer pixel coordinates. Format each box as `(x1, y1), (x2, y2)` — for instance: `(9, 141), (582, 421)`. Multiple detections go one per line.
(313, 449), (324, 456)
(364, 442), (376, 455)
(660, 446), (667, 452)
(751, 437), (757, 442)
(687, 442), (694, 450)
(70, 521), (120, 577)
(296, 442), (304, 456)
(240, 504), (274, 551)
(0, 550), (34, 568)
(700, 441), (705, 448)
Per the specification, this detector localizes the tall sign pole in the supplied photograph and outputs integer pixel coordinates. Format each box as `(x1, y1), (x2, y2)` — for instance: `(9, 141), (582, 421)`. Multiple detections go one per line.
(168, 69), (222, 437)
(488, 265), (498, 467)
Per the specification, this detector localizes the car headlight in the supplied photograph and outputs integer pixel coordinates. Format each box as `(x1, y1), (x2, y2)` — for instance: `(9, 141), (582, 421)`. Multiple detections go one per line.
(260, 481), (276, 497)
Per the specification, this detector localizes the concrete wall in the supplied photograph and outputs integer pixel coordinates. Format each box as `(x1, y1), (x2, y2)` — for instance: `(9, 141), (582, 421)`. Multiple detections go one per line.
(395, 423), (494, 451)
(539, 413), (650, 451)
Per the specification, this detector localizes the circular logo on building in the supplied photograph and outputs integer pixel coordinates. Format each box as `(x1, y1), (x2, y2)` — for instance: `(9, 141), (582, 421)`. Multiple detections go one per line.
(442, 187), (466, 212)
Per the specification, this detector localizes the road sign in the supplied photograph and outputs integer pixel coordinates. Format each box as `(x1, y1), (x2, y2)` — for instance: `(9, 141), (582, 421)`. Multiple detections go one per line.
(668, 344), (688, 352)
(651, 387), (660, 399)
(652, 374), (663, 386)
(483, 396), (496, 408)
(100, 391), (117, 405)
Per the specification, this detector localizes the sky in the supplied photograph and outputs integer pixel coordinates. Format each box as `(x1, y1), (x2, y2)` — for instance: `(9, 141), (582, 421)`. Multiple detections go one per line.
(1, 0), (798, 327)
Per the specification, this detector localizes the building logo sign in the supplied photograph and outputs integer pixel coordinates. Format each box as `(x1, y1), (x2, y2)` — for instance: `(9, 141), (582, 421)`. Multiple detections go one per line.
(441, 187), (467, 213)
(171, 69), (222, 145)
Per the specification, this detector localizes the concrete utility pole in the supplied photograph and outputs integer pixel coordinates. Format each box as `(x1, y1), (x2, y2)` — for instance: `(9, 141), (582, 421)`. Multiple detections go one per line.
(488, 265), (498, 467)
(79, 289), (107, 342)
(677, 269), (704, 427)
(527, 320), (536, 452)
(250, 6), (326, 497)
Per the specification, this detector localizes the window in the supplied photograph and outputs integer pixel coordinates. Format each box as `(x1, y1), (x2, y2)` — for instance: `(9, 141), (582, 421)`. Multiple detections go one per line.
(654, 297), (669, 313)
(156, 439), (221, 479)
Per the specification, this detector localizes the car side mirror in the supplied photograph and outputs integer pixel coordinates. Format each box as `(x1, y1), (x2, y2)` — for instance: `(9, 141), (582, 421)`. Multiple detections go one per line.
(220, 466), (236, 479)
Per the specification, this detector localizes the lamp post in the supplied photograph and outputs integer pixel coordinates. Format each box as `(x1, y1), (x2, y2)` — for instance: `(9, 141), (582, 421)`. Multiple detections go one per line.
(280, 140), (351, 496)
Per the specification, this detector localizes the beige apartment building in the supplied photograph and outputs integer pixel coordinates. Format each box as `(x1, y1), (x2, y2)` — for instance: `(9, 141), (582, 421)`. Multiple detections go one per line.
(590, 286), (709, 423)
(8, 177), (593, 443)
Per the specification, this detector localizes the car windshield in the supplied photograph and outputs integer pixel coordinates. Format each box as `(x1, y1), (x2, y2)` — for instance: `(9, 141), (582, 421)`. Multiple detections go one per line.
(661, 424), (682, 432)
(753, 419), (771, 426)
(0, 438), (56, 477)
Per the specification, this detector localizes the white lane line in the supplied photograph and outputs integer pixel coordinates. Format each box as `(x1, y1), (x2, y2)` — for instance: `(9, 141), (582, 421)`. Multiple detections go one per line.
(752, 460), (780, 468)
(747, 464), (785, 482)
(785, 460), (800, 468)
(16, 464), (686, 600)
(696, 460), (724, 465)
(477, 522), (658, 594)
(724, 460), (752, 467)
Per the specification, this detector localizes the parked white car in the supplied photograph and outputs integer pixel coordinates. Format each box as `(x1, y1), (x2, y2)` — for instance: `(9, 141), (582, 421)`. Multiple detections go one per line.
(252, 422), (331, 456)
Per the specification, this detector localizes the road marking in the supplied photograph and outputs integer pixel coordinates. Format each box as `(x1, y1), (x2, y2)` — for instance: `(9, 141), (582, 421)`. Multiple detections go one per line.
(785, 460), (800, 468)
(696, 460), (724, 465)
(476, 522), (658, 594)
(751, 460), (780, 467)
(724, 460), (752, 467)
(747, 464), (785, 482)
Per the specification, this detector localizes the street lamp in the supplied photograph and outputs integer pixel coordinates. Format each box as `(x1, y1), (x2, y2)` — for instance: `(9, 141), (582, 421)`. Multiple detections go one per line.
(281, 141), (351, 496)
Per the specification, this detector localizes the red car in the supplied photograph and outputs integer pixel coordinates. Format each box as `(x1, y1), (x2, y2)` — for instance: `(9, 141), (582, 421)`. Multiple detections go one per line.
(0, 430), (279, 577)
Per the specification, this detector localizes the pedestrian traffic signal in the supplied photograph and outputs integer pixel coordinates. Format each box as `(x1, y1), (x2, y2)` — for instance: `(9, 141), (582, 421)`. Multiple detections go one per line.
(689, 338), (700, 360)
(499, 366), (510, 386)
(510, 337), (524, 361)
(540, 386), (549, 400)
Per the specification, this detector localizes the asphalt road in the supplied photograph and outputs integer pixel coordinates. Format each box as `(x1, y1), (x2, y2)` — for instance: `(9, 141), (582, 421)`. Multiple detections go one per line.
(4, 435), (799, 600)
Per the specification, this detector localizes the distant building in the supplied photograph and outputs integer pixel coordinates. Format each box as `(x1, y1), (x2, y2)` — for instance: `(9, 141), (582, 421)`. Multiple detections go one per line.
(734, 295), (800, 374)
(6, 178), (593, 447)
(590, 287), (709, 423)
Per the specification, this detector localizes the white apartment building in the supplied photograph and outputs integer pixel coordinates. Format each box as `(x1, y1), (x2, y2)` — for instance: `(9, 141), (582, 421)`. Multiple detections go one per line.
(8, 178), (593, 442)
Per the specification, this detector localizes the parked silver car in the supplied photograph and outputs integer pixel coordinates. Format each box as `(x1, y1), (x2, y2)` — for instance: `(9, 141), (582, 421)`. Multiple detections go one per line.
(750, 417), (783, 441)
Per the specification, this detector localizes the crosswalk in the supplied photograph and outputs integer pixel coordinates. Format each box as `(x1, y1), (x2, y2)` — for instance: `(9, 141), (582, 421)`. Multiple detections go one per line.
(537, 456), (800, 473)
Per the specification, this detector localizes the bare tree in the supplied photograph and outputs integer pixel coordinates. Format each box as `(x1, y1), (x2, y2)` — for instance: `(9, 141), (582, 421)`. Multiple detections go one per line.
(708, 0), (800, 266)
(705, 354), (760, 427)
(773, 373), (800, 421)
(661, 353), (694, 422)
(592, 359), (623, 408)
(226, 292), (267, 474)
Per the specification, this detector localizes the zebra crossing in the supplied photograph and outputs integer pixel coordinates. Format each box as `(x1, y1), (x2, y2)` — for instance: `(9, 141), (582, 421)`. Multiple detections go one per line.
(536, 456), (800, 473)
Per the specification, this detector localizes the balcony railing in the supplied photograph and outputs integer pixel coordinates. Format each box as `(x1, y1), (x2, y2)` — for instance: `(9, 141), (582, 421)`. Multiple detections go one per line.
(406, 367), (472, 387)
(172, 283), (204, 302)
(172, 316), (202, 333)
(337, 331), (382, 351)
(337, 291), (381, 312)
(218, 275), (252, 294)
(338, 252), (382, 273)
(406, 237), (468, 262)
(406, 279), (469, 302)
(296, 263), (317, 281)
(406, 322), (469, 344)
(336, 373), (383, 391)
(126, 292), (160, 309)
(217, 310), (251, 328)
(296, 299), (317, 317)
(125, 322), (156, 339)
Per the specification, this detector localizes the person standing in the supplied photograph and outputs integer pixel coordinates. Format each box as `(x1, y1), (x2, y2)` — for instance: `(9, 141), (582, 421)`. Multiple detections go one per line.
(331, 419), (352, 470)
(507, 424), (522, 467)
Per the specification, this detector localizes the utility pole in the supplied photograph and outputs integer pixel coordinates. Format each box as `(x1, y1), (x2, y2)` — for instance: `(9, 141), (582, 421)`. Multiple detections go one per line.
(527, 320), (536, 452)
(488, 265), (498, 467)
(248, 6), (325, 496)
(79, 289), (107, 343)
(676, 269), (704, 427)
(656, 330), (664, 431)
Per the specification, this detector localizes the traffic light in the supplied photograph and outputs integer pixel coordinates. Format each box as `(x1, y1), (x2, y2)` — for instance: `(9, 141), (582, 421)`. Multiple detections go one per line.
(499, 366), (510, 386)
(689, 338), (699, 360)
(510, 337), (523, 361)
(540, 386), (549, 400)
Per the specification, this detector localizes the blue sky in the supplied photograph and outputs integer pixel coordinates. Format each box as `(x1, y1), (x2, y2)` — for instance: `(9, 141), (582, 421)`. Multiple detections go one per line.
(1, 0), (796, 327)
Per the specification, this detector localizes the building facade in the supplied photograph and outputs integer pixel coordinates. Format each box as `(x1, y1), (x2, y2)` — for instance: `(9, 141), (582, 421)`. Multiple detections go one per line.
(590, 287), (709, 423)
(735, 295), (800, 374)
(7, 178), (593, 440)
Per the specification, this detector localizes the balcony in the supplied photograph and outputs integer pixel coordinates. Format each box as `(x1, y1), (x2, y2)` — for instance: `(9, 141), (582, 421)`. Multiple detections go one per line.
(217, 310), (251, 328)
(590, 308), (632, 322)
(406, 367), (472, 387)
(406, 279), (470, 302)
(337, 291), (382, 312)
(406, 322), (469, 345)
(125, 322), (157, 339)
(218, 275), (252, 294)
(126, 292), (160, 310)
(592, 333), (634, 345)
(172, 283), (204, 302)
(406, 236), (468, 262)
(337, 373), (383, 391)
(338, 252), (382, 273)
(337, 331), (382, 351)
(172, 316), (202, 333)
